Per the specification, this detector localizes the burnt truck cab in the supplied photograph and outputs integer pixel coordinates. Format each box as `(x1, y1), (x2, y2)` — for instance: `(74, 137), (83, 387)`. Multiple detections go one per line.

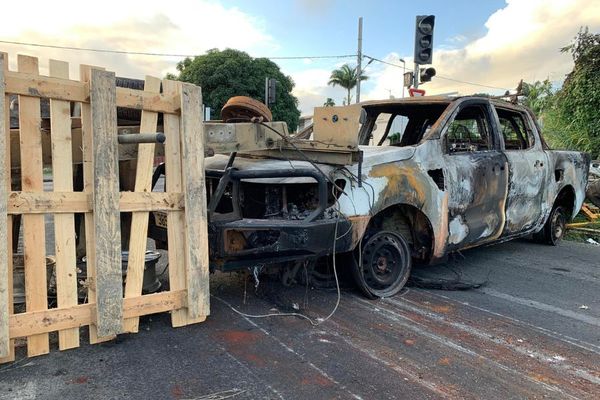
(149, 96), (590, 298)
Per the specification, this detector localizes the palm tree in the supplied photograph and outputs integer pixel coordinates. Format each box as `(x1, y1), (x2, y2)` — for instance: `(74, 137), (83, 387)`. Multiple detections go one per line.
(328, 64), (368, 105)
(323, 98), (336, 107)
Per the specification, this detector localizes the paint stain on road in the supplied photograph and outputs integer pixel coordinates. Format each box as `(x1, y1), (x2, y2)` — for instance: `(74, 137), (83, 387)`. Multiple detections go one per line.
(171, 384), (184, 399)
(72, 376), (89, 384)
(301, 373), (334, 387)
(218, 330), (261, 344)
(438, 357), (451, 366)
(215, 329), (267, 366)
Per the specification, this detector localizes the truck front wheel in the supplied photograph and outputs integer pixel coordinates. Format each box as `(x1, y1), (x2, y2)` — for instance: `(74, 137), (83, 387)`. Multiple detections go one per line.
(349, 231), (412, 299)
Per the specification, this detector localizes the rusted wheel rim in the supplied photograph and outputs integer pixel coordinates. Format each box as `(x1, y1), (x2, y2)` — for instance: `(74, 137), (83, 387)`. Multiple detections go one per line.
(221, 96), (272, 123)
(360, 231), (411, 297)
(550, 206), (566, 244)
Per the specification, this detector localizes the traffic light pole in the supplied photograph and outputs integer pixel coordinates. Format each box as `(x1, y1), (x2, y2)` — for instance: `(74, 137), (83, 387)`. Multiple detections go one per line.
(413, 63), (420, 89)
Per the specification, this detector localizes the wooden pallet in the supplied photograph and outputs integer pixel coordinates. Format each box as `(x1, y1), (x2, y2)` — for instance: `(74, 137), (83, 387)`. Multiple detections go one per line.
(580, 203), (599, 221)
(0, 53), (209, 362)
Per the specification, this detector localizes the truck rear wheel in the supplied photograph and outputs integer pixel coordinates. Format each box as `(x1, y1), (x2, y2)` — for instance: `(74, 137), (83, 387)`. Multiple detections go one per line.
(535, 205), (567, 246)
(349, 231), (412, 299)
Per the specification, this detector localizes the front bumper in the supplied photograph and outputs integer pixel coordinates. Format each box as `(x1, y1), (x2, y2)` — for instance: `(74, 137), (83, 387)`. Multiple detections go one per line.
(210, 217), (353, 271)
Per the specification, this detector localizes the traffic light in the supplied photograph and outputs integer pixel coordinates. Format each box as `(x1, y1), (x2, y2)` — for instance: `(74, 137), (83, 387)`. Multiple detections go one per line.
(414, 15), (435, 65)
(419, 67), (436, 83)
(267, 78), (278, 106)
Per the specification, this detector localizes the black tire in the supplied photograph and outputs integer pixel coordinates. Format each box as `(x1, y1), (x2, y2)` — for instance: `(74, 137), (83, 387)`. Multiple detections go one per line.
(349, 231), (412, 299)
(536, 205), (567, 246)
(115, 77), (164, 125)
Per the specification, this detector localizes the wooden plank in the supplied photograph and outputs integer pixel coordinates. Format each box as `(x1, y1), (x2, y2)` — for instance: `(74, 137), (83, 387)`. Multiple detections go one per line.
(116, 86), (179, 114)
(581, 205), (598, 221)
(5, 71), (88, 102)
(567, 226), (600, 235)
(49, 59), (79, 350)
(90, 69), (122, 338)
(7, 191), (184, 214)
(123, 75), (161, 333)
(163, 80), (192, 328)
(119, 192), (184, 212)
(179, 82), (210, 319)
(0, 53), (10, 359)
(5, 73), (178, 113)
(9, 290), (188, 339)
(0, 52), (14, 364)
(18, 55), (49, 357)
(80, 65), (110, 344)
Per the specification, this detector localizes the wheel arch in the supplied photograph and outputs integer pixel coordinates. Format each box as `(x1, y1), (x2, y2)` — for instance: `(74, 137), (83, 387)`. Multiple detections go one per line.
(363, 203), (436, 263)
(552, 185), (576, 221)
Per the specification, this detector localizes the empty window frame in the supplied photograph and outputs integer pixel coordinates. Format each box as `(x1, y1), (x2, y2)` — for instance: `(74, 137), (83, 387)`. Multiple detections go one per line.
(446, 105), (493, 153)
(496, 107), (534, 150)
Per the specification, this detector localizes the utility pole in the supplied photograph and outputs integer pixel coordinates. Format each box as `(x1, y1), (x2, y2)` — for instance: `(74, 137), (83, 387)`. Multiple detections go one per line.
(356, 16), (363, 103)
(264, 77), (269, 106)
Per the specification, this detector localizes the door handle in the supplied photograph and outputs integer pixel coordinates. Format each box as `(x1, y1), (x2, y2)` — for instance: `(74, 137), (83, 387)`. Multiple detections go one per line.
(492, 163), (505, 175)
(534, 160), (544, 167)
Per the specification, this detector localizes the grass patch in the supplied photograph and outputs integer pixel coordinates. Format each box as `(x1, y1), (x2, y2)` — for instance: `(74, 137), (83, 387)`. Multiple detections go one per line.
(565, 214), (600, 243)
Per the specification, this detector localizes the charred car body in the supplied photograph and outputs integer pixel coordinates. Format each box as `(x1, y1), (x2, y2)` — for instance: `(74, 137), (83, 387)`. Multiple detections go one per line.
(149, 96), (590, 298)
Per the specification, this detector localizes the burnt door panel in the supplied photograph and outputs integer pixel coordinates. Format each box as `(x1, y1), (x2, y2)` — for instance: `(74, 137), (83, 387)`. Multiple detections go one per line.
(503, 152), (547, 234)
(445, 151), (508, 249)
(442, 101), (508, 250)
(495, 108), (547, 235)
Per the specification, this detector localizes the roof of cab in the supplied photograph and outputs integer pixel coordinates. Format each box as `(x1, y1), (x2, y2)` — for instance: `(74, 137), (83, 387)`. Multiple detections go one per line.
(358, 95), (525, 111)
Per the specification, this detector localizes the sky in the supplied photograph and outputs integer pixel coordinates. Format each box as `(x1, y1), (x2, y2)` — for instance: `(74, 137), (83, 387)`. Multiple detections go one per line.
(1, 0), (599, 115)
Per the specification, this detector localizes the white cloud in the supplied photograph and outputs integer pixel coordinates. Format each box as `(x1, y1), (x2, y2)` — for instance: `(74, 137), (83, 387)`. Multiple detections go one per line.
(291, 67), (340, 114)
(0, 0), (276, 79)
(2, 0), (598, 117)
(361, 0), (600, 100)
(447, 34), (467, 44)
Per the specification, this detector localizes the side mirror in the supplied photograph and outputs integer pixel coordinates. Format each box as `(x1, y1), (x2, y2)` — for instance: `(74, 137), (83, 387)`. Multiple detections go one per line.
(359, 108), (367, 124)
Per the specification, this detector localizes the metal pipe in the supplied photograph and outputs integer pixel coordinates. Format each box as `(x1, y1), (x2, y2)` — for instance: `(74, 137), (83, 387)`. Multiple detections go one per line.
(118, 133), (166, 144)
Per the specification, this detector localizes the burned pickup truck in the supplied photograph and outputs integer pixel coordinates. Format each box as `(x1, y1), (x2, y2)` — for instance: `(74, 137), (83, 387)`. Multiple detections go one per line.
(149, 96), (590, 298)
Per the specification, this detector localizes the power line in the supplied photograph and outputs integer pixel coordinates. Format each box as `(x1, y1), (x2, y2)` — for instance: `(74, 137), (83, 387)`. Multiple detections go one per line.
(1, 38), (512, 91)
(0, 39), (356, 60)
(363, 54), (511, 91)
(435, 75), (511, 91)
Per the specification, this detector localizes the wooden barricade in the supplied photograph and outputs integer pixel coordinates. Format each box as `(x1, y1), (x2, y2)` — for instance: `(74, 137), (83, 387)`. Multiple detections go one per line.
(0, 53), (209, 362)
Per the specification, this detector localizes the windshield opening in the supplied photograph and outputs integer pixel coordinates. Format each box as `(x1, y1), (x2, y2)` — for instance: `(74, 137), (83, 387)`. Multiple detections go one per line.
(360, 103), (448, 146)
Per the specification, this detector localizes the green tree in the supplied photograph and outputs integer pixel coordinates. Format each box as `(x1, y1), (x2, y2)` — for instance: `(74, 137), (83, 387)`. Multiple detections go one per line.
(171, 49), (301, 131)
(521, 79), (555, 116)
(328, 64), (368, 105)
(323, 97), (336, 107)
(544, 28), (600, 158)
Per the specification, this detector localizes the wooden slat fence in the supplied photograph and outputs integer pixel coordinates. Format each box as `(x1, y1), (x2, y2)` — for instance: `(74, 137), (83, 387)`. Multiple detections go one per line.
(0, 53), (209, 362)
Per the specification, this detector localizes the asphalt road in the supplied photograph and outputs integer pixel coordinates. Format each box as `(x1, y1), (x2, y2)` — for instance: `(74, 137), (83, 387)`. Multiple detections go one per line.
(1, 239), (599, 399)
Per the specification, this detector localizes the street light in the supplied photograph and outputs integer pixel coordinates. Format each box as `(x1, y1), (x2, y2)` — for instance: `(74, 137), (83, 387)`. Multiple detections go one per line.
(398, 58), (406, 98)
